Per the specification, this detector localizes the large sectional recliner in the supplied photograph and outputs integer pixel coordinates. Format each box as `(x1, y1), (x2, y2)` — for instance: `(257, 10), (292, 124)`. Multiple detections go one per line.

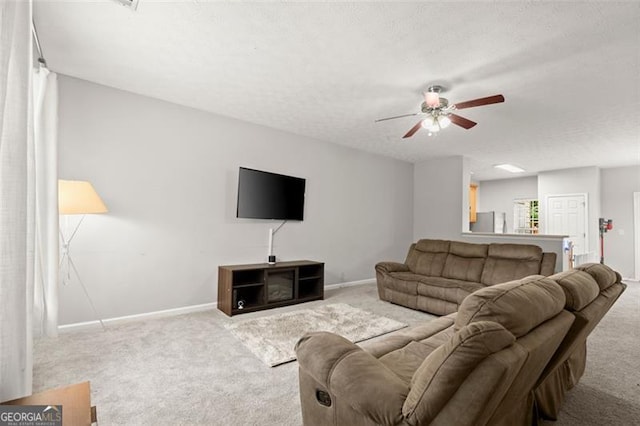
(295, 262), (626, 426)
(375, 239), (557, 315)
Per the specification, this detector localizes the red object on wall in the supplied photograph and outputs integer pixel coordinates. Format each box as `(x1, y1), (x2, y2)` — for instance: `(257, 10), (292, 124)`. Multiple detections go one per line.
(599, 218), (613, 264)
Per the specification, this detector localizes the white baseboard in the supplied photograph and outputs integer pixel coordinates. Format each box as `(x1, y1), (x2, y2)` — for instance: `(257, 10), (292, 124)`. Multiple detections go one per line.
(58, 302), (217, 333)
(58, 279), (377, 333)
(325, 278), (376, 290)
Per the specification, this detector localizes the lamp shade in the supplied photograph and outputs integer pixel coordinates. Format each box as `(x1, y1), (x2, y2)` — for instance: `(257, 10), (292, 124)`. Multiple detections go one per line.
(58, 180), (108, 214)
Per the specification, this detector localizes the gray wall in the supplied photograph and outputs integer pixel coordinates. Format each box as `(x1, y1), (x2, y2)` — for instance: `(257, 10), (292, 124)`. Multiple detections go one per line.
(600, 166), (640, 279)
(413, 156), (469, 240)
(477, 176), (538, 233)
(57, 76), (414, 324)
(57, 75), (638, 325)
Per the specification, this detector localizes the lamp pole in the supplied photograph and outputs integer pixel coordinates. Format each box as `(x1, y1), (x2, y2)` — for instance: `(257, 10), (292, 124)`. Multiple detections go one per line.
(59, 215), (105, 329)
(58, 180), (108, 330)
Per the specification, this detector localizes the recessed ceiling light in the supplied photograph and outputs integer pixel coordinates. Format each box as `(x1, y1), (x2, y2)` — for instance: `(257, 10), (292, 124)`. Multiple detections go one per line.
(494, 164), (525, 173)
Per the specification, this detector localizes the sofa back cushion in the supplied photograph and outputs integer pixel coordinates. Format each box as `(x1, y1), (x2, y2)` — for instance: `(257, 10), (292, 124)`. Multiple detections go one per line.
(549, 269), (600, 311)
(540, 252), (558, 276)
(456, 275), (565, 337)
(480, 243), (543, 285)
(406, 239), (450, 277)
(442, 241), (488, 282)
(575, 263), (619, 291)
(402, 321), (515, 424)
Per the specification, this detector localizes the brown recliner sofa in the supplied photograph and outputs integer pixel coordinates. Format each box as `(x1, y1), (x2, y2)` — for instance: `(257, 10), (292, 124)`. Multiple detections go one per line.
(296, 275), (574, 426)
(534, 263), (627, 420)
(376, 239), (557, 315)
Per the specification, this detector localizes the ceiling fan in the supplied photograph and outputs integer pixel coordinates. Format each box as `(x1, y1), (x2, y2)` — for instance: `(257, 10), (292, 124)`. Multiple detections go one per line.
(375, 85), (505, 138)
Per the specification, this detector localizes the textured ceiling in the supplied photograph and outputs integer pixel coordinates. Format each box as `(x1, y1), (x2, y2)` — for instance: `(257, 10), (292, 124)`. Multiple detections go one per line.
(34, 1), (640, 180)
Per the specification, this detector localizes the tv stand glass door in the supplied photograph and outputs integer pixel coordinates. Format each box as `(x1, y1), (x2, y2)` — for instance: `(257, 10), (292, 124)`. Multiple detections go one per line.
(266, 269), (294, 303)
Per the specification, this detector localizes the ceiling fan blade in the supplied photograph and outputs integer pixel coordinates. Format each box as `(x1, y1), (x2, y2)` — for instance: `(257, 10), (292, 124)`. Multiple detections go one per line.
(403, 121), (423, 138)
(454, 94), (505, 110)
(449, 114), (477, 129)
(375, 112), (419, 123)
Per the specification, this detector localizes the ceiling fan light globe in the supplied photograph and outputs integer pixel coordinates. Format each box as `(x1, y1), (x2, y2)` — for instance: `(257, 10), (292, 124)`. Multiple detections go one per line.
(421, 117), (440, 132)
(439, 115), (452, 128)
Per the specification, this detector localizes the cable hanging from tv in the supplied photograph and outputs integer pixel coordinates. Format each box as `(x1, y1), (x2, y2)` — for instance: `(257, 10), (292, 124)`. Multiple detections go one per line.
(268, 220), (287, 265)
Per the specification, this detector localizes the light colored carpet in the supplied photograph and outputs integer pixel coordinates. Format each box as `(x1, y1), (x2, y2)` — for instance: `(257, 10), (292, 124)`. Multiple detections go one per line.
(225, 303), (407, 366)
(32, 281), (640, 425)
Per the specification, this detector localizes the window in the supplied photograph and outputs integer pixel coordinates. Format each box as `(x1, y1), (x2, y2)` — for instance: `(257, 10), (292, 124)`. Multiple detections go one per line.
(514, 199), (539, 234)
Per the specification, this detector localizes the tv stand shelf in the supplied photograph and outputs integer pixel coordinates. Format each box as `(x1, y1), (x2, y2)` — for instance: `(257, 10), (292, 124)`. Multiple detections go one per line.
(217, 260), (324, 316)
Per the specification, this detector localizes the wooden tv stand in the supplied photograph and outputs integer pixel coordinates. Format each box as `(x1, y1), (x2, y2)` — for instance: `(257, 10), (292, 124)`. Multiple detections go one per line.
(218, 260), (324, 316)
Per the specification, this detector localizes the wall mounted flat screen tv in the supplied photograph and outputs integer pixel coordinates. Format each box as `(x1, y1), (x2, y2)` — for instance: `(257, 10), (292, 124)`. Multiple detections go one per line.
(236, 167), (306, 221)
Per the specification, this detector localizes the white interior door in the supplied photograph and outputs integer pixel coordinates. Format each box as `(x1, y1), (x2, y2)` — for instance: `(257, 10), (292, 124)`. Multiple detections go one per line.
(547, 194), (587, 255)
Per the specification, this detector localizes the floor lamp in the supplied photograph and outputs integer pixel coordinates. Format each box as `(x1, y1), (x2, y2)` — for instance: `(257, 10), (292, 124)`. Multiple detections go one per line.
(58, 180), (108, 329)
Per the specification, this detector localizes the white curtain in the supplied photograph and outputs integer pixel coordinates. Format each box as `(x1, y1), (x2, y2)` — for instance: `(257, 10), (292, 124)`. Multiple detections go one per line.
(32, 67), (58, 338)
(0, 0), (34, 401)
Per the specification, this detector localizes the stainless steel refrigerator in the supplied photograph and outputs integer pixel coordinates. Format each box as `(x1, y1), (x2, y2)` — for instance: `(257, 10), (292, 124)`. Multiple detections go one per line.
(470, 211), (506, 233)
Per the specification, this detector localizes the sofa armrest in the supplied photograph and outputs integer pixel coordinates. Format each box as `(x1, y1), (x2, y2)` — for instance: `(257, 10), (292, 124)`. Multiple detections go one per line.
(615, 271), (623, 283)
(375, 261), (410, 275)
(296, 331), (409, 425)
(540, 252), (557, 276)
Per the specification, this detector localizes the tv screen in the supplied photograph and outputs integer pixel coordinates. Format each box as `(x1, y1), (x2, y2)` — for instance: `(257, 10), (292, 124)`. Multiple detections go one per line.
(236, 167), (306, 221)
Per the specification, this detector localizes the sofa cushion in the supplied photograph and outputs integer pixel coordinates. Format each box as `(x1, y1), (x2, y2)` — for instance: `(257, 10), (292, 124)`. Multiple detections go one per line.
(480, 258), (542, 285)
(379, 341), (436, 384)
(406, 240), (450, 277)
(415, 239), (451, 253)
(575, 263), (618, 291)
(441, 241), (488, 282)
(417, 276), (484, 304)
(549, 269), (600, 311)
(540, 252), (558, 276)
(402, 321), (515, 423)
(487, 243), (543, 261)
(480, 243), (544, 285)
(455, 275), (566, 337)
(418, 327), (457, 352)
(361, 316), (455, 358)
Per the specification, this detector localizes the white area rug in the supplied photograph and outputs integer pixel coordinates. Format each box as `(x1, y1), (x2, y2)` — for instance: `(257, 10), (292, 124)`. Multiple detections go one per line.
(225, 303), (407, 367)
